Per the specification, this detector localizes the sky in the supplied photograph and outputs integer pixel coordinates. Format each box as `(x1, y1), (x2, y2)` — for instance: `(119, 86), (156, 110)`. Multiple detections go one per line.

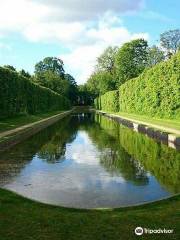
(0, 0), (179, 84)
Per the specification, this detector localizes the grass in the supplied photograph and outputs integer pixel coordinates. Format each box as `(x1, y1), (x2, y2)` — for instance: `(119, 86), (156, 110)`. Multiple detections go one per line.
(0, 111), (64, 133)
(0, 188), (179, 240)
(116, 112), (180, 131)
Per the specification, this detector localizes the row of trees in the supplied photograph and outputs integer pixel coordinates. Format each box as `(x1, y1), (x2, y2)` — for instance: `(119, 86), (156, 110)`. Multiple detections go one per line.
(83, 29), (180, 101)
(3, 57), (79, 105)
(2, 29), (180, 107)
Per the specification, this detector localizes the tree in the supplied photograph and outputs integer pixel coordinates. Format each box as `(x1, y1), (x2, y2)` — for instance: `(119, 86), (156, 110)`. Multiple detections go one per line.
(160, 29), (180, 57)
(78, 84), (92, 106)
(33, 57), (78, 104)
(3, 65), (16, 71)
(115, 39), (148, 86)
(35, 57), (64, 77)
(96, 46), (118, 73)
(64, 74), (78, 104)
(19, 69), (31, 79)
(146, 46), (165, 67)
(86, 71), (116, 97)
(33, 70), (69, 97)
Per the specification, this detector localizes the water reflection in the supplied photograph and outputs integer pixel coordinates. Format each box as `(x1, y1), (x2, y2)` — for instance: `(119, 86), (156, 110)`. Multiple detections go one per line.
(94, 115), (180, 193)
(0, 113), (179, 208)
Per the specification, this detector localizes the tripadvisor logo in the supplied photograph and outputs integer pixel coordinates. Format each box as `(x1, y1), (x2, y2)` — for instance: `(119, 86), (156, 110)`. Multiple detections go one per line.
(135, 227), (143, 236)
(135, 227), (174, 235)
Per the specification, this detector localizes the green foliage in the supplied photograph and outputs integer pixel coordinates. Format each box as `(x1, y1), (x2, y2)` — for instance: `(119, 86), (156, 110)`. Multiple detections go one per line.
(147, 45), (165, 67)
(34, 57), (78, 104)
(78, 85), (92, 105)
(115, 39), (148, 86)
(96, 46), (118, 74)
(64, 74), (78, 104)
(33, 70), (70, 97)
(86, 47), (118, 99)
(3, 65), (16, 72)
(0, 67), (71, 118)
(94, 90), (119, 112)
(35, 57), (64, 77)
(119, 51), (180, 118)
(160, 29), (180, 56)
(19, 69), (31, 79)
(87, 71), (116, 96)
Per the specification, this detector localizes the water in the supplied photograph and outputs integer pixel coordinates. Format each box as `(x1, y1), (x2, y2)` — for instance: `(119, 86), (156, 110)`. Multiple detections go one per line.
(0, 113), (179, 208)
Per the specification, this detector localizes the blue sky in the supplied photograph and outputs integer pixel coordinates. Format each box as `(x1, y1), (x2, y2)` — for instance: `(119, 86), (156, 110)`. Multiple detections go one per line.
(0, 0), (179, 84)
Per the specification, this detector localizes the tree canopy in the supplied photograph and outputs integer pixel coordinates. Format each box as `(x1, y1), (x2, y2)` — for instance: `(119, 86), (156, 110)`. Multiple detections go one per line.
(115, 39), (148, 85)
(3, 65), (16, 71)
(146, 46), (165, 68)
(33, 57), (78, 104)
(35, 57), (65, 77)
(160, 29), (180, 56)
(96, 46), (118, 74)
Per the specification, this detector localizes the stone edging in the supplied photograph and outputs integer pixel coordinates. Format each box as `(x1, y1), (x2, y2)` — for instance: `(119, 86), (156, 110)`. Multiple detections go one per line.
(95, 110), (180, 150)
(0, 110), (73, 152)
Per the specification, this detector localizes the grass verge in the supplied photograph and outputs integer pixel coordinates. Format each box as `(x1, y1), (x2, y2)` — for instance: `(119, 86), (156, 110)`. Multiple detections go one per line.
(116, 112), (180, 131)
(0, 188), (179, 240)
(0, 111), (63, 133)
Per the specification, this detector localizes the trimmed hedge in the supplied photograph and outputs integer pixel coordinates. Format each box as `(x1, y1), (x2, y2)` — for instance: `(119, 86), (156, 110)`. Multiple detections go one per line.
(0, 67), (71, 118)
(94, 90), (119, 112)
(119, 52), (180, 118)
(94, 52), (180, 119)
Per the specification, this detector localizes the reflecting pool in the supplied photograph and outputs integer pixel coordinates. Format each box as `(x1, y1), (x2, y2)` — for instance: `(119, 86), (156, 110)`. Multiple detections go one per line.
(0, 113), (179, 208)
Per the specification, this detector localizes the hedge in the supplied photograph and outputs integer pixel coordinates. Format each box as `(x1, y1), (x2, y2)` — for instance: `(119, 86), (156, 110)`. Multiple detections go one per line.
(119, 52), (180, 118)
(94, 52), (180, 119)
(94, 90), (119, 112)
(0, 67), (71, 118)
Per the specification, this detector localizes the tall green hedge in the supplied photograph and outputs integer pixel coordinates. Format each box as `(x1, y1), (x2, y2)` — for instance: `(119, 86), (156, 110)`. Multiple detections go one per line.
(0, 67), (71, 118)
(94, 90), (119, 112)
(119, 52), (180, 118)
(94, 52), (180, 119)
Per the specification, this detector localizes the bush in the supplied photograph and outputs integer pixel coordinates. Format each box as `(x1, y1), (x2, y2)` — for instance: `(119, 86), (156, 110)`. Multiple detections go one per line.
(94, 90), (119, 112)
(0, 67), (71, 118)
(119, 52), (180, 118)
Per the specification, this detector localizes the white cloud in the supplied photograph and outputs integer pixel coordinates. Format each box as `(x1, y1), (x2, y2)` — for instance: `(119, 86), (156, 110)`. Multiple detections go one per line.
(0, 0), (149, 83)
(32, 0), (143, 21)
(61, 20), (149, 83)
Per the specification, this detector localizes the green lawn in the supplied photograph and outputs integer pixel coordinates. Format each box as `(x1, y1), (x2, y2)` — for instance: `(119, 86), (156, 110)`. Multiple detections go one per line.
(116, 112), (180, 131)
(0, 188), (179, 240)
(0, 111), (63, 133)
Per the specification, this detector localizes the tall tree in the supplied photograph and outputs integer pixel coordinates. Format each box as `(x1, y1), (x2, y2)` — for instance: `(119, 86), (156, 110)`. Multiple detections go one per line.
(64, 74), (78, 104)
(35, 57), (64, 77)
(3, 65), (16, 71)
(34, 70), (69, 96)
(160, 29), (180, 57)
(115, 39), (148, 86)
(146, 46), (165, 67)
(86, 71), (116, 96)
(78, 84), (92, 106)
(33, 57), (77, 103)
(96, 46), (118, 74)
(19, 69), (31, 79)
